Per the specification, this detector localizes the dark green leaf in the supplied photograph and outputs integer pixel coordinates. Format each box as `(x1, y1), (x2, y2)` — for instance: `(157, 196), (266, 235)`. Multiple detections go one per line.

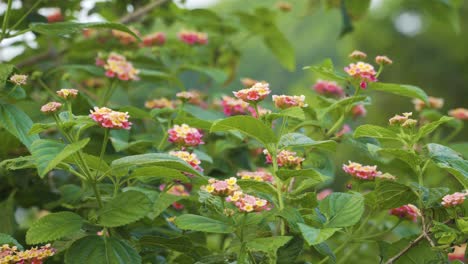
(174, 214), (234, 234)
(426, 143), (468, 188)
(279, 133), (336, 151)
(353, 125), (399, 140)
(0, 104), (40, 150)
(26, 212), (83, 244)
(370, 82), (429, 102)
(298, 224), (340, 245)
(98, 191), (152, 227)
(416, 116), (453, 140)
(319, 192), (364, 227)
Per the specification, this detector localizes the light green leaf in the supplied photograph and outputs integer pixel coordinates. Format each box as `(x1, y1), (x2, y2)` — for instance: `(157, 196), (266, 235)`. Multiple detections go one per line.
(318, 96), (367, 119)
(174, 214), (234, 234)
(26, 212), (83, 245)
(46, 65), (105, 76)
(0, 104), (40, 150)
(371, 181), (418, 209)
(180, 65), (228, 84)
(319, 192), (364, 228)
(279, 133), (336, 151)
(211, 116), (277, 150)
(31, 138), (89, 178)
(267, 107), (305, 121)
(304, 59), (347, 82)
(111, 153), (203, 177)
(353, 125), (399, 140)
(263, 26), (295, 71)
(416, 116), (453, 140)
(0, 193), (16, 235)
(65, 235), (141, 264)
(130, 166), (188, 183)
(0, 64), (15, 88)
(30, 22), (141, 41)
(370, 82), (428, 102)
(378, 148), (421, 170)
(237, 180), (277, 196)
(246, 236), (292, 263)
(426, 143), (468, 188)
(98, 191), (151, 227)
(277, 168), (324, 183)
(0, 233), (23, 250)
(298, 224), (340, 245)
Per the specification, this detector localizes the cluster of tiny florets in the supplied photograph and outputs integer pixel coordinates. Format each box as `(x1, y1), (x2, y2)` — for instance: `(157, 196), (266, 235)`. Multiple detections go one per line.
(389, 204), (420, 222)
(344, 61), (377, 89)
(236, 169), (274, 183)
(169, 150), (203, 172)
(168, 124), (204, 147)
(233, 82), (271, 103)
(178, 30), (208, 45)
(0, 244), (56, 264)
(56, 88), (78, 100)
(272, 95), (308, 109)
(145, 98), (177, 109)
(313, 80), (344, 97)
(89, 107), (132, 129)
(441, 191), (468, 208)
(342, 161), (382, 180)
(412, 97), (444, 112)
(97, 53), (139, 81)
(40, 102), (62, 114)
(389, 112), (417, 127)
(263, 149), (304, 169)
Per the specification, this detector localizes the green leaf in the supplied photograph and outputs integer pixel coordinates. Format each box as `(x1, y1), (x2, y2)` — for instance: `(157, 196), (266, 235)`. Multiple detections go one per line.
(277, 237), (304, 264)
(211, 116), (277, 150)
(152, 192), (183, 219)
(246, 236), (292, 263)
(0, 233), (23, 250)
(379, 237), (443, 263)
(237, 180), (277, 196)
(279, 133), (336, 151)
(319, 192), (364, 228)
(304, 59), (347, 82)
(30, 22), (141, 41)
(0, 104), (40, 150)
(98, 191), (152, 227)
(426, 143), (468, 188)
(267, 107), (305, 121)
(371, 181), (418, 210)
(65, 235), (141, 264)
(263, 26), (295, 71)
(28, 122), (55, 135)
(26, 212), (83, 244)
(180, 65), (228, 84)
(353, 125), (399, 140)
(416, 116), (453, 140)
(0, 64), (15, 88)
(31, 138), (90, 178)
(276, 208), (305, 232)
(139, 236), (203, 259)
(298, 224), (340, 246)
(130, 166), (188, 183)
(0, 192), (16, 235)
(370, 82), (429, 102)
(318, 96), (367, 118)
(111, 153), (203, 177)
(378, 148), (421, 170)
(174, 214), (234, 234)
(46, 64), (105, 77)
(277, 168), (324, 183)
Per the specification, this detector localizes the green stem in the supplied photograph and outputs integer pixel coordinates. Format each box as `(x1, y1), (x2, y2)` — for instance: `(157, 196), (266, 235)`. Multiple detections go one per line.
(271, 152), (286, 236)
(38, 79), (59, 100)
(0, 0), (13, 42)
(95, 129), (109, 179)
(100, 80), (118, 106)
(238, 213), (249, 264)
(9, 0), (43, 32)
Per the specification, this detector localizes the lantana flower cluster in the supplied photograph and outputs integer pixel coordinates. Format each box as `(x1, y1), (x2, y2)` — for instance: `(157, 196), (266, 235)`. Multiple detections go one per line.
(233, 82), (271, 103)
(56, 88), (78, 100)
(160, 184), (190, 210)
(412, 97), (444, 111)
(389, 204), (420, 222)
(263, 149), (304, 169)
(342, 161), (382, 180)
(40, 102), (62, 114)
(449, 108), (468, 120)
(169, 150), (203, 172)
(203, 178), (271, 213)
(89, 107), (132, 130)
(176, 90), (204, 106)
(389, 112), (417, 127)
(145, 98), (177, 109)
(441, 191), (468, 208)
(9, 74), (28, 86)
(178, 30), (208, 45)
(313, 80), (344, 97)
(96, 53), (139, 81)
(0, 244), (56, 264)
(142, 32), (166, 47)
(272, 95), (308, 109)
(236, 169), (274, 183)
(112, 29), (139, 45)
(220, 96), (252, 116)
(168, 124), (204, 147)
(344, 61), (377, 89)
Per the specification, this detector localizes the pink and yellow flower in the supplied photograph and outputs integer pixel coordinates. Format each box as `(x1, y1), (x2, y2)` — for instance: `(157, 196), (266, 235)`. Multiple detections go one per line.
(236, 169), (274, 183)
(389, 204), (420, 222)
(220, 96), (252, 116)
(169, 150), (203, 172)
(272, 95), (308, 109)
(313, 80), (344, 97)
(349, 50), (367, 60)
(263, 149), (304, 169)
(412, 97), (444, 111)
(40, 102), (62, 114)
(448, 108), (468, 120)
(228, 192), (271, 213)
(203, 178), (240, 197)
(0, 243), (56, 264)
(351, 104), (366, 118)
(342, 161), (382, 180)
(89, 107), (132, 129)
(375, 55), (393, 65)
(233, 82), (271, 103)
(9, 74), (28, 85)
(178, 30), (208, 45)
(142, 32), (166, 47)
(56, 88), (78, 99)
(112, 28), (139, 45)
(335, 124), (352, 137)
(344, 62), (377, 89)
(441, 191), (468, 208)
(145, 98), (177, 109)
(100, 53), (139, 81)
(176, 90), (204, 106)
(389, 112), (417, 127)
(168, 124), (204, 147)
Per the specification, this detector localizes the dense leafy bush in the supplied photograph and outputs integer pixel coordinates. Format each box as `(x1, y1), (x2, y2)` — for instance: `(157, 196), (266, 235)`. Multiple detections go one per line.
(0, 1), (467, 263)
